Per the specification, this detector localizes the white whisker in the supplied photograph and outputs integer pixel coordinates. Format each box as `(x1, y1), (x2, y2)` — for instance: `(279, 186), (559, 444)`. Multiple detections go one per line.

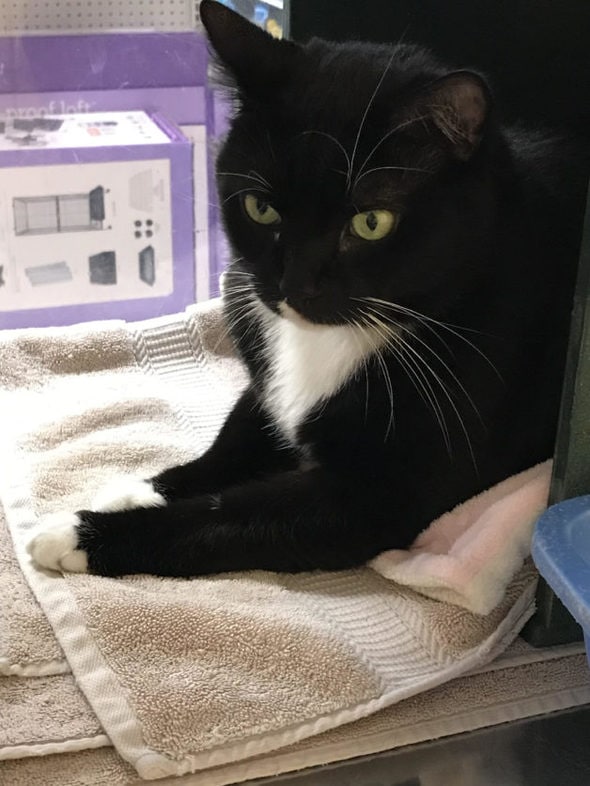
(396, 331), (478, 472)
(249, 169), (272, 189)
(217, 171), (272, 191)
(221, 298), (264, 355)
(362, 304), (484, 430)
(355, 313), (396, 439)
(360, 309), (451, 453)
(356, 300), (486, 468)
(352, 114), (432, 191)
(349, 53), (396, 191)
(355, 296), (502, 380)
(342, 313), (371, 424)
(299, 130), (352, 177)
(353, 164), (432, 187)
(222, 187), (268, 206)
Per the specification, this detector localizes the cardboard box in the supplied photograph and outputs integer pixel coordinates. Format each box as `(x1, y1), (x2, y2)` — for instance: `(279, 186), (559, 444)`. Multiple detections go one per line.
(0, 32), (221, 308)
(0, 111), (194, 329)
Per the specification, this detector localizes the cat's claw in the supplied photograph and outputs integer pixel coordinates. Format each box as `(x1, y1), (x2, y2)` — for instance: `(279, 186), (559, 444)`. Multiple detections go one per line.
(27, 512), (88, 573)
(91, 476), (166, 513)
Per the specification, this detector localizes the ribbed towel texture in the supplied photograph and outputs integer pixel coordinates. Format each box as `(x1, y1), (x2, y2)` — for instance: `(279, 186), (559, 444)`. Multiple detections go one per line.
(0, 301), (538, 780)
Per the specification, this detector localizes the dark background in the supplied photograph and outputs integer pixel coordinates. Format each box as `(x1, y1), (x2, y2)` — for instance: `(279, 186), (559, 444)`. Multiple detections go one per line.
(290, 0), (590, 138)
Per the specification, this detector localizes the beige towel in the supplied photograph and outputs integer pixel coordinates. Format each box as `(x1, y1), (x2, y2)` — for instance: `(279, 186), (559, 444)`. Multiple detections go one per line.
(2, 645), (589, 785)
(0, 503), (67, 677)
(0, 301), (537, 780)
(0, 673), (106, 757)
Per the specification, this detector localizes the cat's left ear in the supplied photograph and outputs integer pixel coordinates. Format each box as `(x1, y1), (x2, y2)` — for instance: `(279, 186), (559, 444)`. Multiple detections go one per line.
(200, 0), (299, 98)
(408, 71), (491, 160)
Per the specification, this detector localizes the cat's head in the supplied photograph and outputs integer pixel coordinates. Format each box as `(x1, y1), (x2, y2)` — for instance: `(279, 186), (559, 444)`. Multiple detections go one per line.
(201, 0), (498, 329)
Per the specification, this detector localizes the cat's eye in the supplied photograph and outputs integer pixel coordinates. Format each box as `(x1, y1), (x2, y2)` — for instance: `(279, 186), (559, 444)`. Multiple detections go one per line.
(243, 194), (281, 226)
(350, 209), (397, 241)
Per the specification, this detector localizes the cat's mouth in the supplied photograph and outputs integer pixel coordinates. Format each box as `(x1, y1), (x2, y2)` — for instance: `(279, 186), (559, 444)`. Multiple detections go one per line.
(277, 299), (344, 328)
(278, 300), (315, 327)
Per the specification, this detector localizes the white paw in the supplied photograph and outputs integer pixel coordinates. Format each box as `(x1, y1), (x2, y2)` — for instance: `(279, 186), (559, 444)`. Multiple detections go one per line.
(27, 512), (88, 573)
(91, 476), (166, 513)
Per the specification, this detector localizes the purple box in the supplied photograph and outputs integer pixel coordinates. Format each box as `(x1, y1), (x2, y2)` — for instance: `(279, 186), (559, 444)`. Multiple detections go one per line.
(0, 33), (208, 95)
(0, 32), (230, 316)
(0, 111), (195, 330)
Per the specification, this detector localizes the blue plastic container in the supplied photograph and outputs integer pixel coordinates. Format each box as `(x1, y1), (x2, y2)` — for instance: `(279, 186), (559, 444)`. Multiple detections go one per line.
(532, 495), (590, 665)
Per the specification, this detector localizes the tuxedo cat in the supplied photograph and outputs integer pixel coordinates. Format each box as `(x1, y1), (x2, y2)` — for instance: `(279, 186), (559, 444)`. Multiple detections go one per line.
(29, 0), (586, 577)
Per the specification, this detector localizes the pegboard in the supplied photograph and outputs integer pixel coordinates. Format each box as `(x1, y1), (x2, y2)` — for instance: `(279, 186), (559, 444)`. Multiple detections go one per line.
(0, 0), (201, 34)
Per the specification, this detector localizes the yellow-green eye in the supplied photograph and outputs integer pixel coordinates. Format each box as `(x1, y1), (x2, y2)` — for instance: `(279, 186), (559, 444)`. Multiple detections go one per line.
(243, 194), (281, 226)
(350, 209), (397, 241)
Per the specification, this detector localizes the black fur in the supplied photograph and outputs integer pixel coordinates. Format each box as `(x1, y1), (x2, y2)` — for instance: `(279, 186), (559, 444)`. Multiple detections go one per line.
(74, 1), (587, 577)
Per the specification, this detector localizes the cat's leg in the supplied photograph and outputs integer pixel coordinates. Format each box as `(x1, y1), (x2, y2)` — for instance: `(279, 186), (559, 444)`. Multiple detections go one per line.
(90, 387), (296, 513)
(28, 467), (395, 576)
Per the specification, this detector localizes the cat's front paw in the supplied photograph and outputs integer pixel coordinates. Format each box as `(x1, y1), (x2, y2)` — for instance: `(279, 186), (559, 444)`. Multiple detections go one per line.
(91, 476), (166, 513)
(27, 512), (88, 573)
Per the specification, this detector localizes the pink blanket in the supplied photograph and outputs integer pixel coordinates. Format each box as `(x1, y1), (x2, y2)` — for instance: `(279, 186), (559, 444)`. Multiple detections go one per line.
(370, 461), (551, 615)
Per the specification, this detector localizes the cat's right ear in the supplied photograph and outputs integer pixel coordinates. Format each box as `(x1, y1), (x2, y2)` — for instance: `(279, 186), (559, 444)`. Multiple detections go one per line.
(397, 70), (491, 161)
(200, 0), (299, 98)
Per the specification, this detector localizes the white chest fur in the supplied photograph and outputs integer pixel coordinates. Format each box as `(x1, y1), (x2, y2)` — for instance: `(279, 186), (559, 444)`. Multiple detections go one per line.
(262, 305), (384, 445)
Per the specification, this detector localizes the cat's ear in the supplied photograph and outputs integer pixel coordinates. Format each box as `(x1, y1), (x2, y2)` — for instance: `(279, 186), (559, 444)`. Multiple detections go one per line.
(405, 71), (491, 160)
(200, 0), (299, 97)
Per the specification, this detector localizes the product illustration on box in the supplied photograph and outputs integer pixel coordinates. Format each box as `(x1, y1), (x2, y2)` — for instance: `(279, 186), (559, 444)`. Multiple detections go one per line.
(25, 261), (73, 286)
(1, 117), (65, 148)
(0, 159), (173, 313)
(88, 251), (117, 285)
(0, 33), (219, 304)
(139, 246), (156, 286)
(0, 111), (193, 324)
(13, 187), (108, 236)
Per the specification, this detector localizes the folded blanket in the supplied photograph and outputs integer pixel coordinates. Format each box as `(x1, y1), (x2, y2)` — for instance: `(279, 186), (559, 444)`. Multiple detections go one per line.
(0, 301), (538, 780)
(371, 460), (551, 614)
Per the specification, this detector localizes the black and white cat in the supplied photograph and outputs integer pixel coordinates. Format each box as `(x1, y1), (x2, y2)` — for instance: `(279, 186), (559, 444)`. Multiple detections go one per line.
(29, 0), (586, 577)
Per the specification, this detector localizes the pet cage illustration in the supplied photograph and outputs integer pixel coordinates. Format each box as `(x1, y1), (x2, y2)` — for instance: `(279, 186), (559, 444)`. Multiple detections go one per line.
(13, 186), (106, 235)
